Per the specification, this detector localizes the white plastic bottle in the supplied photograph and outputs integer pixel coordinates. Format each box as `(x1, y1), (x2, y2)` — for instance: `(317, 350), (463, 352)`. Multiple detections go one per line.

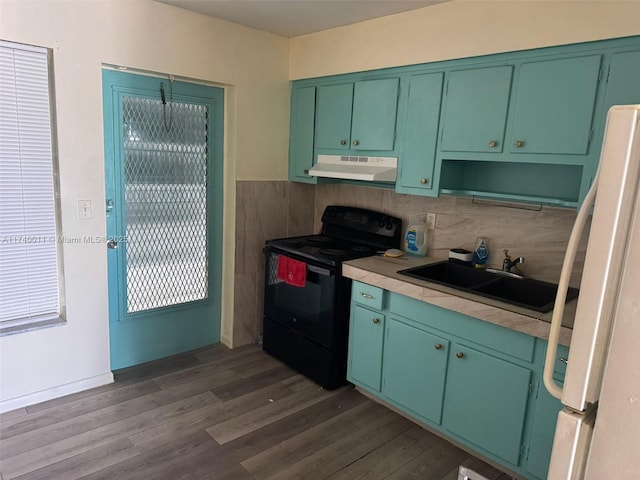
(404, 215), (428, 256)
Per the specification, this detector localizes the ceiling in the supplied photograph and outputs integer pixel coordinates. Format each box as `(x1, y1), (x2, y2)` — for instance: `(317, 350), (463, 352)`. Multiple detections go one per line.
(156, 0), (448, 38)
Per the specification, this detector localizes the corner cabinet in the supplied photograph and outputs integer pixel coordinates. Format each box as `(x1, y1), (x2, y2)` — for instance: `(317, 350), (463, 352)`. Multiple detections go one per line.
(316, 78), (399, 152)
(288, 86), (317, 183)
(347, 281), (569, 480)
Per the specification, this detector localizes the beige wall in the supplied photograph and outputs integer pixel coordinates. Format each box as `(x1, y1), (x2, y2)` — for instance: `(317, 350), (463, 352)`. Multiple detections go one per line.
(290, 1), (640, 79)
(0, 0), (290, 411)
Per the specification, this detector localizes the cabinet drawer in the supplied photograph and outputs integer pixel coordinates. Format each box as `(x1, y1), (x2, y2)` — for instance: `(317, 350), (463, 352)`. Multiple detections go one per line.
(351, 281), (384, 310)
(389, 292), (535, 362)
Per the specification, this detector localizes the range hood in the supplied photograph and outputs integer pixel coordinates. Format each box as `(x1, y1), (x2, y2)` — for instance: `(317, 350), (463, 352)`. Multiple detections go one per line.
(308, 155), (398, 182)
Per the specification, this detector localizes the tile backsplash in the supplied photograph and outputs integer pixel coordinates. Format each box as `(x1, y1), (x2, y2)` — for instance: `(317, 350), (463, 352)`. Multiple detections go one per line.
(234, 181), (589, 347)
(315, 184), (589, 286)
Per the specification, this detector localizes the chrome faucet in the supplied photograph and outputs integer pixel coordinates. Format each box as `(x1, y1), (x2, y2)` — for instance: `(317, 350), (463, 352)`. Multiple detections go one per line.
(503, 249), (525, 273)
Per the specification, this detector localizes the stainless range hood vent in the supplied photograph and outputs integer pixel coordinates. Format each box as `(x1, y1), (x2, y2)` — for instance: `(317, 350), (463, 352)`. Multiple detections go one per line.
(308, 155), (398, 182)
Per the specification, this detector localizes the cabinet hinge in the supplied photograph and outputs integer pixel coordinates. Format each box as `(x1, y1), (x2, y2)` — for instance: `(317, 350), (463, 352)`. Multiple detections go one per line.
(529, 381), (536, 396)
(605, 65), (611, 82)
(520, 443), (530, 462)
(598, 67), (603, 81)
(588, 129), (594, 144)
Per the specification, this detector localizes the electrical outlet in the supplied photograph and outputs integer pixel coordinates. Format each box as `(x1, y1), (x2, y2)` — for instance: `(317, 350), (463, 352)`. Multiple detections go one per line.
(78, 200), (93, 220)
(426, 212), (437, 229)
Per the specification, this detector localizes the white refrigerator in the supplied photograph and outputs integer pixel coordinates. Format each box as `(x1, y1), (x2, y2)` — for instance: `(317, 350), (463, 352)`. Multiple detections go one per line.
(544, 104), (640, 479)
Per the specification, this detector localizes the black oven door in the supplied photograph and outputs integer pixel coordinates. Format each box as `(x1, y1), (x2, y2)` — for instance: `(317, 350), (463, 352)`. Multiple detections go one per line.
(263, 248), (338, 349)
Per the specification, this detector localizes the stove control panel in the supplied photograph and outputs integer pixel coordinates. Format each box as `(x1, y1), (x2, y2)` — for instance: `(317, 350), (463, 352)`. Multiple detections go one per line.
(321, 206), (402, 247)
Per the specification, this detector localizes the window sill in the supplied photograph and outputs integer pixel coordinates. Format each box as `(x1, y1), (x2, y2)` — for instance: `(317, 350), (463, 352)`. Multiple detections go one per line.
(0, 317), (66, 337)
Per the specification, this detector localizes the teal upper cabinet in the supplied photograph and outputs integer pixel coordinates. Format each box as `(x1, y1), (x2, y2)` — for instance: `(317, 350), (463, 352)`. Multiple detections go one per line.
(440, 66), (513, 153)
(315, 83), (353, 150)
(382, 317), (449, 424)
(289, 86), (317, 183)
(316, 78), (399, 151)
(601, 49), (640, 115)
(347, 304), (385, 391)
(443, 343), (531, 465)
(396, 72), (444, 195)
(509, 55), (601, 155)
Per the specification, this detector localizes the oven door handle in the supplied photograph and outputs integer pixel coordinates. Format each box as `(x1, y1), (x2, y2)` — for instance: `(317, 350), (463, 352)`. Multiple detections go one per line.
(307, 265), (334, 277)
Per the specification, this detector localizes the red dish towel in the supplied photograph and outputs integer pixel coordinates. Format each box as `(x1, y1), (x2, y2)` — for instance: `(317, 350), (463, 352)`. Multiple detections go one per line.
(277, 255), (307, 287)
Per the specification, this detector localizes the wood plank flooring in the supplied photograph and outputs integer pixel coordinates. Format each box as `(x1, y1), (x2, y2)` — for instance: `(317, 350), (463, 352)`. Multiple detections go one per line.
(0, 344), (510, 480)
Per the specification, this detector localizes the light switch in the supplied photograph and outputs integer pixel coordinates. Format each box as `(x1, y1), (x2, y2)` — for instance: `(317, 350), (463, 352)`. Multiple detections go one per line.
(78, 200), (93, 220)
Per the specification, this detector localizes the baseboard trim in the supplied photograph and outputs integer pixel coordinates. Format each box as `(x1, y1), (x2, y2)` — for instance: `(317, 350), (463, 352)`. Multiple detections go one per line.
(0, 372), (114, 414)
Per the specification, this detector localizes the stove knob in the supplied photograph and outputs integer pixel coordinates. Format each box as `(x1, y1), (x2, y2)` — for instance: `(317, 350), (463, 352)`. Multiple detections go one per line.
(378, 220), (385, 227)
(385, 223), (393, 230)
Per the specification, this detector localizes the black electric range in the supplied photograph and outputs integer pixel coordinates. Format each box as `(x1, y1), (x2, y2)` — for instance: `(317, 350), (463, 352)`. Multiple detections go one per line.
(262, 206), (402, 389)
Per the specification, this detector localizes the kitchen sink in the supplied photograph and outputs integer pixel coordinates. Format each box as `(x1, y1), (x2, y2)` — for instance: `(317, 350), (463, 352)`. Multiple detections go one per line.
(398, 261), (579, 313)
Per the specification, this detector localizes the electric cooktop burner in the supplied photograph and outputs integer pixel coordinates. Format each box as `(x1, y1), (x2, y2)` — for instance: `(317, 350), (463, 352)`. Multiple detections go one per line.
(319, 248), (347, 257)
(307, 236), (334, 245)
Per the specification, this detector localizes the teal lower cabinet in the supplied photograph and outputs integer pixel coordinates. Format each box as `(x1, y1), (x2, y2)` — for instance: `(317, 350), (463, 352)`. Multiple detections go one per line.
(382, 317), (449, 424)
(347, 304), (385, 391)
(525, 380), (564, 479)
(347, 283), (570, 479)
(442, 343), (531, 465)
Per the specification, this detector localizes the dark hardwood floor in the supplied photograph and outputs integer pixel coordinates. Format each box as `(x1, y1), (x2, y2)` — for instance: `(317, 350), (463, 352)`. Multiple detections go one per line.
(0, 344), (510, 479)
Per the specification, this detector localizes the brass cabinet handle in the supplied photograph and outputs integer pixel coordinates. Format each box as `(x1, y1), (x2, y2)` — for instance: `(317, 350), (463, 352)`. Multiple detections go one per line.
(372, 318), (380, 324)
(488, 140), (497, 148)
(360, 292), (375, 300)
(514, 140), (524, 148)
(557, 356), (568, 364)
(420, 178), (428, 185)
(435, 343), (442, 350)
(456, 352), (464, 359)
(352, 140), (359, 146)
(340, 140), (347, 145)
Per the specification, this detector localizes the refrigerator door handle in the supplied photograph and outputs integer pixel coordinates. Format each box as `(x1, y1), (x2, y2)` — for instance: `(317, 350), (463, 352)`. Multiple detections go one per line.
(543, 171), (599, 400)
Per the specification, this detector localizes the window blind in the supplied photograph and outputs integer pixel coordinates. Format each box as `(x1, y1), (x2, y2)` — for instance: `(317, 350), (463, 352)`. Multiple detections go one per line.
(0, 40), (61, 329)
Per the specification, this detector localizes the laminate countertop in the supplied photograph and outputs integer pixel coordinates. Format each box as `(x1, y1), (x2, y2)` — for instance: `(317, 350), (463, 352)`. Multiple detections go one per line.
(343, 254), (575, 346)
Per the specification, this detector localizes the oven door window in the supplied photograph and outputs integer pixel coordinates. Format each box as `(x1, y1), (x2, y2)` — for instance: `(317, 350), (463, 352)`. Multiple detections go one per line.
(264, 252), (337, 348)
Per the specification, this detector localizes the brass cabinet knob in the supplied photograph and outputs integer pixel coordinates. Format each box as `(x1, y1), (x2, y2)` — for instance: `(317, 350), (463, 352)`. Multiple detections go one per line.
(352, 140), (359, 146)
(420, 178), (428, 185)
(488, 140), (497, 148)
(435, 343), (442, 350)
(514, 140), (524, 148)
(456, 352), (464, 359)
(372, 318), (380, 324)
(340, 140), (347, 145)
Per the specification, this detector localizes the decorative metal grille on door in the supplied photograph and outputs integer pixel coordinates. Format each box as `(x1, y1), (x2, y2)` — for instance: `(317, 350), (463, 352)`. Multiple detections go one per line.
(122, 96), (209, 313)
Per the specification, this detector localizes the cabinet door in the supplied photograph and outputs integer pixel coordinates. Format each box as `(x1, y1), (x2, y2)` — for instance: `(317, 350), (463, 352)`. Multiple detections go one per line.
(289, 86), (317, 182)
(347, 305), (384, 391)
(382, 318), (449, 424)
(526, 381), (564, 480)
(602, 50), (640, 113)
(510, 55), (601, 155)
(440, 66), (513, 153)
(443, 344), (531, 465)
(397, 72), (444, 192)
(315, 83), (353, 150)
(351, 78), (399, 151)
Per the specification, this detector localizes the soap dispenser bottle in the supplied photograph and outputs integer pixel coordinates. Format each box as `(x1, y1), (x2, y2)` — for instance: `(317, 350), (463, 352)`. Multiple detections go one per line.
(473, 237), (489, 268)
(404, 215), (428, 256)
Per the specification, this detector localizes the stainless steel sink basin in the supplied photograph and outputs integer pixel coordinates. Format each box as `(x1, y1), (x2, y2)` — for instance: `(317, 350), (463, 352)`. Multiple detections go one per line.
(398, 261), (579, 313)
